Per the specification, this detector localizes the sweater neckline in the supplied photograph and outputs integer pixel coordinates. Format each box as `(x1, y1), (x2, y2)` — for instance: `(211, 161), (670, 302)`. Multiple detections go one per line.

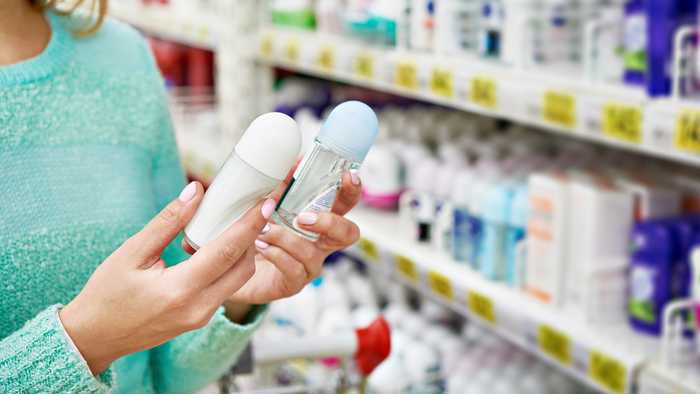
(0, 12), (74, 87)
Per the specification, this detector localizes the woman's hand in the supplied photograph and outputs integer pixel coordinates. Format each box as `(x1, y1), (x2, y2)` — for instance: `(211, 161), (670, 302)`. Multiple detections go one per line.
(59, 182), (275, 375)
(226, 172), (362, 305)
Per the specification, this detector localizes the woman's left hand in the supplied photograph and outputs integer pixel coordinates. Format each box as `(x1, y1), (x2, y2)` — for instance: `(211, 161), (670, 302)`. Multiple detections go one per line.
(227, 172), (362, 306)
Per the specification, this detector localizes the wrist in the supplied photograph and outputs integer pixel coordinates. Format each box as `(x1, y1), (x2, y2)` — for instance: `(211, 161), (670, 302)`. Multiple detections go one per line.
(59, 302), (114, 375)
(222, 300), (253, 324)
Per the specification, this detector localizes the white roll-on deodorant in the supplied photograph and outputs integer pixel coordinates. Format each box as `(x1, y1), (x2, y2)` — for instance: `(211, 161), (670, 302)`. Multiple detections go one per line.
(184, 113), (301, 250)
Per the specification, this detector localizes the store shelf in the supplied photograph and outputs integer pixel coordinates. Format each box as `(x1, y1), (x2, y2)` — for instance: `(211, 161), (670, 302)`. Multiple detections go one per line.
(256, 28), (700, 168)
(110, 2), (220, 49)
(345, 206), (660, 394)
(639, 364), (700, 394)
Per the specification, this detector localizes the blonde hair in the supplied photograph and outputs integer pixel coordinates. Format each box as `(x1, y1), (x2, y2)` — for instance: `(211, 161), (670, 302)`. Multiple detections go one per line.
(32, 0), (108, 36)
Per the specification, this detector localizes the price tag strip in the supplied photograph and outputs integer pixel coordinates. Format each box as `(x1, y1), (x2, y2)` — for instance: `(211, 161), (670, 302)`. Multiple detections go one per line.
(471, 76), (498, 109)
(357, 238), (380, 264)
(602, 103), (643, 145)
(430, 67), (454, 99)
(394, 61), (418, 91)
(674, 109), (700, 155)
(543, 90), (577, 129)
(317, 45), (334, 72)
(427, 270), (454, 301)
(394, 255), (419, 284)
(467, 290), (496, 324)
(260, 33), (274, 58)
(284, 38), (300, 63)
(354, 51), (374, 80)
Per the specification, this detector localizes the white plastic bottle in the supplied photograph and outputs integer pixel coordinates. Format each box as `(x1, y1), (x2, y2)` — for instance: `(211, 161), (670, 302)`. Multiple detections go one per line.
(274, 101), (379, 239)
(184, 113), (301, 249)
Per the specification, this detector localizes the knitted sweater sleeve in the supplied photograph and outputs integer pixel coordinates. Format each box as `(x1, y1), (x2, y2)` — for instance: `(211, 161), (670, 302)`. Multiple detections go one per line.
(142, 42), (267, 394)
(0, 305), (115, 393)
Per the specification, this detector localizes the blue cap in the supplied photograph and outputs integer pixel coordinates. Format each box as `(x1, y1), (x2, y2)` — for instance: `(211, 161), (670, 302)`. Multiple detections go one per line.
(318, 101), (379, 163)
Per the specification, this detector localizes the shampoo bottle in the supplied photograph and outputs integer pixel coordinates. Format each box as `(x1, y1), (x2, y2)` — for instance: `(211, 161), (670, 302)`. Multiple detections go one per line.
(274, 101), (379, 239)
(184, 113), (301, 249)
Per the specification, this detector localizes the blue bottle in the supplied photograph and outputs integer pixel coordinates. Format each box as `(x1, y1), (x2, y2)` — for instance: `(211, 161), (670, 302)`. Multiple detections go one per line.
(480, 183), (514, 282)
(506, 185), (528, 287)
(452, 169), (475, 264)
(629, 220), (676, 335)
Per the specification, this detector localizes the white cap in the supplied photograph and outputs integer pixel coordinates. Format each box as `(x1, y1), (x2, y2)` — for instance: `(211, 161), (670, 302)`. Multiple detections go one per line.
(235, 112), (301, 180)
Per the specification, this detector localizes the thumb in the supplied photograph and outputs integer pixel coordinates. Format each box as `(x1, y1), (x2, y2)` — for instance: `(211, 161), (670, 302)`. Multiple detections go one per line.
(126, 182), (204, 261)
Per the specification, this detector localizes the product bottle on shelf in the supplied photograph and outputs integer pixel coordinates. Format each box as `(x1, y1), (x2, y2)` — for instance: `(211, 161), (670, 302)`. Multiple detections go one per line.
(506, 183), (528, 287)
(480, 181), (514, 282)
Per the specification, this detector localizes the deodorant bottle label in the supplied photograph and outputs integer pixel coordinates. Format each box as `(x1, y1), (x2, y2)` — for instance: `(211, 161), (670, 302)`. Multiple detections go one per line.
(274, 101), (378, 240)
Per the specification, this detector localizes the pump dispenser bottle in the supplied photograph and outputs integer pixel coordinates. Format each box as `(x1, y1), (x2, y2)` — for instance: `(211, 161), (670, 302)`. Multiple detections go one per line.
(184, 113), (301, 249)
(274, 101), (379, 240)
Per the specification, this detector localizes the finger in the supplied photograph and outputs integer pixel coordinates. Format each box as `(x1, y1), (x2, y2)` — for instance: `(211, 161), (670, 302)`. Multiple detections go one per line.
(331, 172), (362, 216)
(169, 197), (276, 287)
(296, 212), (360, 251)
(125, 182), (203, 263)
(201, 246), (257, 304)
(255, 240), (311, 283)
(257, 224), (319, 266)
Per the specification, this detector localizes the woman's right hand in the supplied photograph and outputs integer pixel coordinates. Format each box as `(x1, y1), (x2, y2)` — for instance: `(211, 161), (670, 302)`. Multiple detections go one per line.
(59, 182), (275, 375)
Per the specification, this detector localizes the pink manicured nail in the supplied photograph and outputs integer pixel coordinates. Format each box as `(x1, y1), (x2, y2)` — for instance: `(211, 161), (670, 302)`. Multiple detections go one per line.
(297, 212), (318, 225)
(261, 224), (271, 234)
(178, 182), (197, 202)
(350, 171), (361, 186)
(255, 239), (269, 249)
(261, 199), (276, 219)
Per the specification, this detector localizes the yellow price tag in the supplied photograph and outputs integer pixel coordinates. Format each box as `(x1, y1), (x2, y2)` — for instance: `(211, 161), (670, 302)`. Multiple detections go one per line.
(589, 351), (626, 394)
(674, 110), (700, 154)
(543, 91), (576, 128)
(317, 46), (334, 72)
(354, 52), (374, 79)
(358, 238), (379, 263)
(602, 103), (643, 144)
(395, 255), (418, 283)
(538, 325), (571, 366)
(471, 77), (497, 109)
(284, 39), (300, 63)
(395, 61), (418, 91)
(427, 271), (453, 301)
(467, 291), (496, 324)
(260, 34), (274, 58)
(430, 68), (454, 98)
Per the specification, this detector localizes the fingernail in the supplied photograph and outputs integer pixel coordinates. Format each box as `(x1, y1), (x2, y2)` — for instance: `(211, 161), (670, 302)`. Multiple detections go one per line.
(261, 224), (271, 234)
(255, 239), (269, 249)
(261, 198), (276, 219)
(178, 182), (197, 202)
(297, 212), (318, 225)
(350, 171), (361, 186)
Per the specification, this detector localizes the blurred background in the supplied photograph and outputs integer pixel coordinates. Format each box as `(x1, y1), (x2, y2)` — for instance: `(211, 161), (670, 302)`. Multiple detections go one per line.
(111, 1), (700, 393)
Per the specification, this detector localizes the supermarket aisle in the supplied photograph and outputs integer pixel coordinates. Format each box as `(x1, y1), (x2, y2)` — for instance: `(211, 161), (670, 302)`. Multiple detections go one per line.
(3, 0), (700, 392)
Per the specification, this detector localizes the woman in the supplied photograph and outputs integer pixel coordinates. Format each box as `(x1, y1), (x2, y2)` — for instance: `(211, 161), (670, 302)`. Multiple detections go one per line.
(0, 1), (362, 392)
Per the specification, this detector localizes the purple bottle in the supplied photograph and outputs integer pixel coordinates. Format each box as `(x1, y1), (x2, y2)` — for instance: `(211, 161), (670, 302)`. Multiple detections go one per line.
(628, 220), (675, 335)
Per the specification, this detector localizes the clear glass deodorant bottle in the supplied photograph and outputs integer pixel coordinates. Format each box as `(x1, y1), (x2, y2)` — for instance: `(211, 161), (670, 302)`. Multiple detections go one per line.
(274, 101), (379, 240)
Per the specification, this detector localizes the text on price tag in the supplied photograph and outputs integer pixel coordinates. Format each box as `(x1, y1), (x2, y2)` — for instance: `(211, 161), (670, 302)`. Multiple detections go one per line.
(260, 34), (274, 58)
(538, 324), (571, 366)
(674, 109), (700, 154)
(317, 45), (334, 72)
(589, 351), (626, 394)
(395, 61), (418, 91)
(468, 291), (496, 324)
(395, 255), (418, 283)
(358, 238), (379, 263)
(354, 52), (374, 79)
(285, 38), (300, 63)
(471, 77), (497, 109)
(602, 103), (643, 144)
(543, 91), (576, 128)
(430, 67), (454, 98)
(427, 270), (454, 301)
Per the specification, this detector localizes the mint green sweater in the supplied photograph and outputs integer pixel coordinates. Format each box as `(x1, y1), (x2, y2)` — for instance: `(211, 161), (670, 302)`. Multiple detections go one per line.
(0, 12), (264, 393)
